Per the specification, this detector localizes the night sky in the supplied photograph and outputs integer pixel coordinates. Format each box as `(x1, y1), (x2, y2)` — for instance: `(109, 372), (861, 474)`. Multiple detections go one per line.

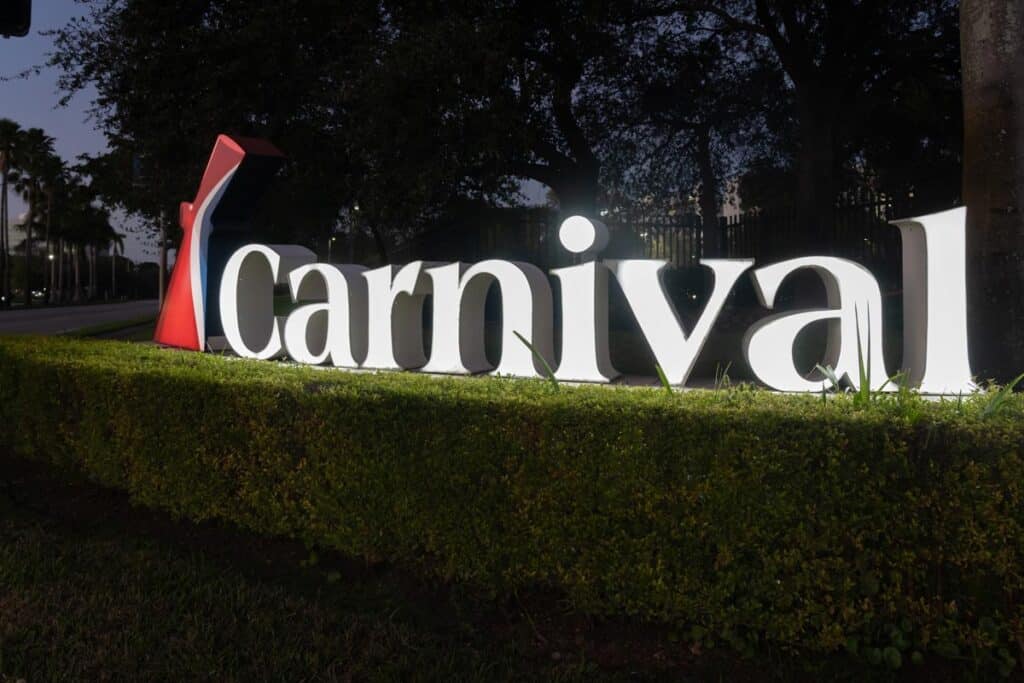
(1, 1), (151, 262)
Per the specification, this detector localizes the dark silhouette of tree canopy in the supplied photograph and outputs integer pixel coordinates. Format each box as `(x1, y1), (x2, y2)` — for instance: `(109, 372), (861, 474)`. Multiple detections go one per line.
(0, 118), (23, 307)
(352, 1), (650, 223)
(47, 0), (964, 254)
(7, 127), (59, 305)
(643, 0), (962, 240)
(49, 0), (382, 260)
(0, 117), (126, 306)
(601, 18), (786, 255)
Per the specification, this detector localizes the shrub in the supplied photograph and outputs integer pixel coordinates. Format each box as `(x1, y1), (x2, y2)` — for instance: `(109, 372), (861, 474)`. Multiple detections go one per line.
(1, 336), (1022, 675)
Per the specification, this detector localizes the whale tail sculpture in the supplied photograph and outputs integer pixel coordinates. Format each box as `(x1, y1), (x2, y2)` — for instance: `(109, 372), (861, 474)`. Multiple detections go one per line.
(153, 135), (284, 350)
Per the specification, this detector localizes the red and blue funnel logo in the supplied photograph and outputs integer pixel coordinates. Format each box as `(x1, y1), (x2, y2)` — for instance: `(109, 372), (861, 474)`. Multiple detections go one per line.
(154, 135), (284, 350)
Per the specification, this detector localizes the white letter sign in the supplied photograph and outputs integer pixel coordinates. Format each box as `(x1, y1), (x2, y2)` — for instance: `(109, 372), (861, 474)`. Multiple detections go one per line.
(890, 207), (975, 394)
(283, 263), (368, 367)
(608, 258), (753, 385)
(744, 257), (888, 392)
(219, 244), (315, 360)
(194, 210), (979, 395)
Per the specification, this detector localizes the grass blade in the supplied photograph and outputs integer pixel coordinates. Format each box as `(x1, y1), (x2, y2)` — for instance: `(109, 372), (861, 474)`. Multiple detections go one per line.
(980, 371), (1024, 419)
(513, 330), (559, 390)
(655, 363), (673, 394)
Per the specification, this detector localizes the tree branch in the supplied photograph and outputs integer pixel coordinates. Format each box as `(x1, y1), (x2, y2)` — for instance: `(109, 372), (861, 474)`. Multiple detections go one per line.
(753, 0), (809, 83)
(510, 161), (560, 188)
(623, 1), (763, 33)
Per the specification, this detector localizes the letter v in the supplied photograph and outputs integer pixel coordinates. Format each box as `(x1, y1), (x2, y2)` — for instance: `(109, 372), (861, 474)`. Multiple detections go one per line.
(606, 259), (753, 385)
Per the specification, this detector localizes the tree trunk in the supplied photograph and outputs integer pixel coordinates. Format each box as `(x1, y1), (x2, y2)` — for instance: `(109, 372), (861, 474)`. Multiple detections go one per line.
(72, 244), (82, 303)
(962, 0), (1024, 382)
(158, 216), (168, 307)
(3, 188), (9, 306)
(696, 124), (722, 258)
(794, 92), (838, 253)
(369, 222), (390, 264)
(57, 239), (64, 303)
(89, 246), (97, 299)
(551, 166), (601, 223)
(23, 194), (33, 307)
(0, 170), (7, 307)
(44, 239), (50, 302)
(44, 192), (52, 304)
(48, 239), (56, 303)
(111, 248), (117, 299)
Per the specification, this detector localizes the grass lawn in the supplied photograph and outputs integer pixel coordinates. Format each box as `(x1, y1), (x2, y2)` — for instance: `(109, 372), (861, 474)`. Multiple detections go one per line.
(62, 316), (157, 340)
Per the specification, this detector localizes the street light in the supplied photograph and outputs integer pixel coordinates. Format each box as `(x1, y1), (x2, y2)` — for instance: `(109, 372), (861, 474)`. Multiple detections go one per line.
(327, 236), (337, 263)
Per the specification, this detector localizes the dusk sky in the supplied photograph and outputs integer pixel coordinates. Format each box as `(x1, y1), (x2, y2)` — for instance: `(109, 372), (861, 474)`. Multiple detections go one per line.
(1, 1), (152, 262)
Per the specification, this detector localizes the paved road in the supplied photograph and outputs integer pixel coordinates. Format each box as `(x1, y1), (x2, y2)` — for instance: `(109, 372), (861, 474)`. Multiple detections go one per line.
(0, 300), (160, 335)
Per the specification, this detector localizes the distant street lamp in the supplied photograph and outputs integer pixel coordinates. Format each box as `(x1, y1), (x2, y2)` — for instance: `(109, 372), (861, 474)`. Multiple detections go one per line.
(47, 253), (55, 305)
(349, 204), (362, 262)
(327, 236), (337, 263)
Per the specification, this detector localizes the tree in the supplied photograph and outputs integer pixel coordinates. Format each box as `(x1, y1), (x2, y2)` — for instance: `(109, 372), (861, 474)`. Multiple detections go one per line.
(49, 0), (648, 261)
(605, 19), (784, 255)
(364, 1), (647, 222)
(0, 118), (23, 307)
(8, 128), (58, 306)
(49, 0), (966, 269)
(41, 172), (115, 303)
(109, 231), (124, 299)
(644, 0), (960, 241)
(853, 5), (963, 213)
(46, 170), (82, 304)
(961, 0), (1024, 381)
(40, 164), (71, 304)
(49, 0), (383, 271)
(81, 204), (120, 300)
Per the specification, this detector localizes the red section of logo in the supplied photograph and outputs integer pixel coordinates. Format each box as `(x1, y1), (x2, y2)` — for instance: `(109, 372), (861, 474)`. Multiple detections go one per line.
(153, 135), (283, 350)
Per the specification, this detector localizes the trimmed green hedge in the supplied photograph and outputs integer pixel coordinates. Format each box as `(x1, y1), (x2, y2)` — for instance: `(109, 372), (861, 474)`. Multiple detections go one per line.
(1, 336), (1023, 674)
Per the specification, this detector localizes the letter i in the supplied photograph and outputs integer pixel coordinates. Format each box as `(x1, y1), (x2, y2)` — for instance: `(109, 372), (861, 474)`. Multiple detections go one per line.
(550, 216), (619, 382)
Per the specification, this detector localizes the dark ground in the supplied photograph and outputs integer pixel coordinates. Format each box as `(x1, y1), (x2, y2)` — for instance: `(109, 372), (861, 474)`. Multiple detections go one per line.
(0, 457), (986, 682)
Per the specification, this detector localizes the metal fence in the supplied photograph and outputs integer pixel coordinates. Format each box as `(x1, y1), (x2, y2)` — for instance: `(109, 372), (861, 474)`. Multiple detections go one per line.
(718, 190), (918, 287)
(386, 190), (929, 287)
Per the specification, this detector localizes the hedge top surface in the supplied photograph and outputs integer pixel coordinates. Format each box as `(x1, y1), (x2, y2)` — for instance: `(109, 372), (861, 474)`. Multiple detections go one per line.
(0, 335), (1020, 427)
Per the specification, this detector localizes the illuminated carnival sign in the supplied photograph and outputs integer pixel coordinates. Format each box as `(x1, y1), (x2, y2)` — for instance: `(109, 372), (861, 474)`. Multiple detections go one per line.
(154, 135), (975, 394)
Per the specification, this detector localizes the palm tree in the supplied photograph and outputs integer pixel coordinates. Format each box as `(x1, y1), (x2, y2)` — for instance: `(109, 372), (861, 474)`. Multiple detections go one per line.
(48, 177), (94, 303)
(0, 119), (23, 308)
(41, 163), (70, 304)
(43, 169), (76, 303)
(109, 232), (125, 299)
(9, 128), (58, 306)
(51, 174), (92, 304)
(962, 0), (1024, 381)
(82, 205), (118, 301)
